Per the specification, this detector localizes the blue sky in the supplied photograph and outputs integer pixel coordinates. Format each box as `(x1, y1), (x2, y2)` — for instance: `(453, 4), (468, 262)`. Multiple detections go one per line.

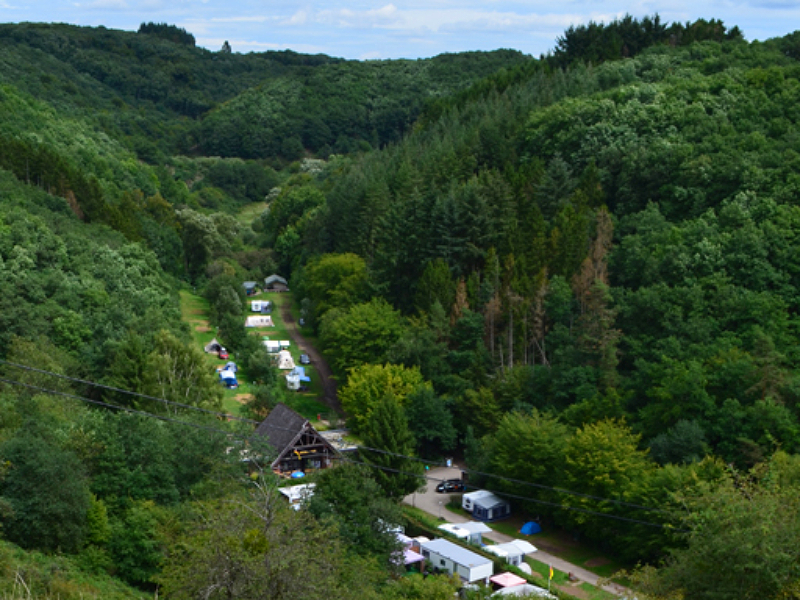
(2, 0), (799, 60)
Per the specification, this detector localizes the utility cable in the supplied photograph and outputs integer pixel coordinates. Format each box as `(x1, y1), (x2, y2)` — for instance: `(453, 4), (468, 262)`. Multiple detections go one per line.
(1, 360), (670, 515)
(342, 455), (686, 532)
(0, 358), (258, 424)
(0, 374), (685, 531)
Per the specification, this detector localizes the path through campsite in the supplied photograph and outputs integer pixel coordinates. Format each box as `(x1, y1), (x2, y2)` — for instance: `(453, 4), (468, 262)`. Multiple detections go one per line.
(279, 302), (342, 416)
(404, 465), (631, 598)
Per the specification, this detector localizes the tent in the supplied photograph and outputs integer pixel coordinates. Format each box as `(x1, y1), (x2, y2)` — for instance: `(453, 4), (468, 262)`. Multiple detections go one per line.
(490, 573), (527, 589)
(520, 522), (542, 535)
(286, 366), (310, 391)
(224, 361), (238, 373)
(204, 338), (223, 354)
(277, 350), (295, 370)
(219, 368), (238, 388)
(263, 340), (281, 353)
(245, 315), (274, 328)
(485, 541), (537, 566)
(265, 274), (289, 291)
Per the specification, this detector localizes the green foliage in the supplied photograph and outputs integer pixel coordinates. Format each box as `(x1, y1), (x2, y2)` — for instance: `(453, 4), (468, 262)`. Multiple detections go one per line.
(137, 22), (195, 46)
(298, 252), (370, 325)
(560, 420), (655, 543)
(319, 299), (403, 380)
(339, 363), (428, 433)
(360, 393), (425, 500)
(630, 468), (800, 600)
(0, 431), (90, 553)
(158, 484), (380, 600)
(405, 387), (457, 457)
(108, 501), (164, 586)
(484, 410), (570, 514)
(307, 463), (402, 560)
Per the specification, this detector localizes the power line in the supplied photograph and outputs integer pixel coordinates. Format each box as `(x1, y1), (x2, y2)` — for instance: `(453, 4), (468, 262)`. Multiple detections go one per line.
(1, 358), (671, 515)
(0, 374), (683, 532)
(0, 358), (258, 424)
(342, 455), (685, 532)
(357, 445), (668, 514)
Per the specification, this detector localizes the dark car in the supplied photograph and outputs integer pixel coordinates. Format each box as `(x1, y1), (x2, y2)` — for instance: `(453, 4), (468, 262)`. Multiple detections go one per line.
(436, 479), (465, 493)
(299, 353), (311, 365)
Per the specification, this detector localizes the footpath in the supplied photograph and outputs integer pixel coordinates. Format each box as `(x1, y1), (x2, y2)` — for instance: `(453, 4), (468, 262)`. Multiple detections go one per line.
(403, 466), (630, 597)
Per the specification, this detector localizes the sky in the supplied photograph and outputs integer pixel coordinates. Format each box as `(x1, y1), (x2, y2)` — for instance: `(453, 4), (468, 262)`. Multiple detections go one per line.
(1, 0), (799, 60)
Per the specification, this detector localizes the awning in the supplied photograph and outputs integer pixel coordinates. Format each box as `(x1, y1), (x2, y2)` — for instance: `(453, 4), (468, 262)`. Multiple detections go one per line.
(404, 548), (425, 565)
(490, 572), (527, 588)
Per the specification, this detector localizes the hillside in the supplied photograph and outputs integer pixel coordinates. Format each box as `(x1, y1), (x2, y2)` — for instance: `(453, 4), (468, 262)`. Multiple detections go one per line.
(2, 15), (800, 600)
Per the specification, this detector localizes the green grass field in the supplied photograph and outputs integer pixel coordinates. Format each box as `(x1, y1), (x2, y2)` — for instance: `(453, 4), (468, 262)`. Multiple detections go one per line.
(180, 288), (328, 421)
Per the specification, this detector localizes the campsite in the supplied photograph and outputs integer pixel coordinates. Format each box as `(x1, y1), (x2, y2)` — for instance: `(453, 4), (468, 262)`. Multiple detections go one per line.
(182, 287), (327, 420)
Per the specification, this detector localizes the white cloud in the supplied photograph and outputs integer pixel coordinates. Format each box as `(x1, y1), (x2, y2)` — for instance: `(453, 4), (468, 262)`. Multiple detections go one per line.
(74, 0), (129, 9)
(283, 9), (308, 25)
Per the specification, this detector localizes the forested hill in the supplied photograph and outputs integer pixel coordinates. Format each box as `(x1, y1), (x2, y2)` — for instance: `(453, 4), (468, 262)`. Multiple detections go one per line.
(4, 14), (800, 600)
(275, 22), (800, 596)
(0, 22), (529, 161)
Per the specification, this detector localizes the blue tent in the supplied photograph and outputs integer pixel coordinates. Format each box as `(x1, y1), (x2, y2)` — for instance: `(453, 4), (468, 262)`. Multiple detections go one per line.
(520, 521), (542, 535)
(224, 361), (238, 372)
(219, 368), (238, 388)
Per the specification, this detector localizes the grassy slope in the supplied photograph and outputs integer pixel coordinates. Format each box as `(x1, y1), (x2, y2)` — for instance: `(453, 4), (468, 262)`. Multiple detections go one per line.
(179, 288), (328, 420)
(0, 540), (148, 600)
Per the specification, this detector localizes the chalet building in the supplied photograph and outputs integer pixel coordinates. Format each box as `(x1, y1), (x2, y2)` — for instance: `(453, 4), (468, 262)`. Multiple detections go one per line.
(264, 274), (289, 292)
(254, 403), (338, 474)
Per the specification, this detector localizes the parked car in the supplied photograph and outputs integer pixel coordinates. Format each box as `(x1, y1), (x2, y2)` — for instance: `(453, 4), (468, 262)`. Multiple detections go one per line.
(218, 348), (229, 359)
(299, 354), (311, 365)
(436, 479), (465, 493)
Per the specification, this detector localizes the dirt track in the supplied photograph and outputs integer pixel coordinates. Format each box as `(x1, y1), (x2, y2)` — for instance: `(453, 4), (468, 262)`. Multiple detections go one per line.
(280, 302), (342, 415)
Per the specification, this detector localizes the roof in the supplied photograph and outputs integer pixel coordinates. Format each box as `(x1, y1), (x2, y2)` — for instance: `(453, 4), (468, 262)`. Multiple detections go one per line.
(466, 490), (509, 508)
(490, 572), (527, 588)
(242, 281), (258, 288)
(438, 521), (492, 538)
(485, 541), (537, 558)
(420, 539), (492, 568)
(254, 403), (308, 453)
(492, 584), (555, 598)
(278, 483), (316, 504)
(265, 274), (288, 286)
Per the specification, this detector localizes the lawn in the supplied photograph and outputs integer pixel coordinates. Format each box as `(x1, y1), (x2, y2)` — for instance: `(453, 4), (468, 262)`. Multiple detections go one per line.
(236, 201), (267, 226)
(247, 292), (328, 421)
(443, 493), (628, 584)
(180, 288), (329, 422)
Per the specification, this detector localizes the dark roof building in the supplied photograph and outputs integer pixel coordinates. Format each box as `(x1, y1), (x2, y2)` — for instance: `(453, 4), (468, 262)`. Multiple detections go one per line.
(264, 274), (289, 291)
(254, 403), (338, 474)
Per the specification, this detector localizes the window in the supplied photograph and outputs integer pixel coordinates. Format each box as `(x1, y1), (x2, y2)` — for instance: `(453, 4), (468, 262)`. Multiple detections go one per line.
(440, 559), (446, 566)
(422, 550), (429, 558)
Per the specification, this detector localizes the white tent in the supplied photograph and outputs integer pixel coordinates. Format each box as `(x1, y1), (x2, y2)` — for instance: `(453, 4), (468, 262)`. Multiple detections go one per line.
(251, 300), (263, 312)
(245, 315), (274, 328)
(277, 350), (295, 370)
(485, 540), (537, 566)
(286, 372), (300, 391)
(263, 340), (281, 353)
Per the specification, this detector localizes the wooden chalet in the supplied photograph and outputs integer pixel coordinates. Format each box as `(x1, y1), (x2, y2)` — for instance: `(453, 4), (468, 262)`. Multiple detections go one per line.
(254, 403), (338, 474)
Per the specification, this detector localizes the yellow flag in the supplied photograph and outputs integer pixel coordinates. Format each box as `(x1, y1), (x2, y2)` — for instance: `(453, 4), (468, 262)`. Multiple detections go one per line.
(549, 565), (554, 580)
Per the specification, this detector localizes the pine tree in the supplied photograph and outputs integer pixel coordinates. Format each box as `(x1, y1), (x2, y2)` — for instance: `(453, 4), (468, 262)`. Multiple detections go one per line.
(360, 392), (424, 500)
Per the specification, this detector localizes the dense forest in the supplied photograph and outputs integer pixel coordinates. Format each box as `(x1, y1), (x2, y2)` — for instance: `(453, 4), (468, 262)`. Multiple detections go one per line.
(2, 15), (800, 600)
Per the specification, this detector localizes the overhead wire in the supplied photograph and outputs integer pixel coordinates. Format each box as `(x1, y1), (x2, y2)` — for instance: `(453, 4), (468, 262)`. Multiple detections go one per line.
(342, 455), (686, 532)
(0, 358), (258, 424)
(0, 365), (681, 529)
